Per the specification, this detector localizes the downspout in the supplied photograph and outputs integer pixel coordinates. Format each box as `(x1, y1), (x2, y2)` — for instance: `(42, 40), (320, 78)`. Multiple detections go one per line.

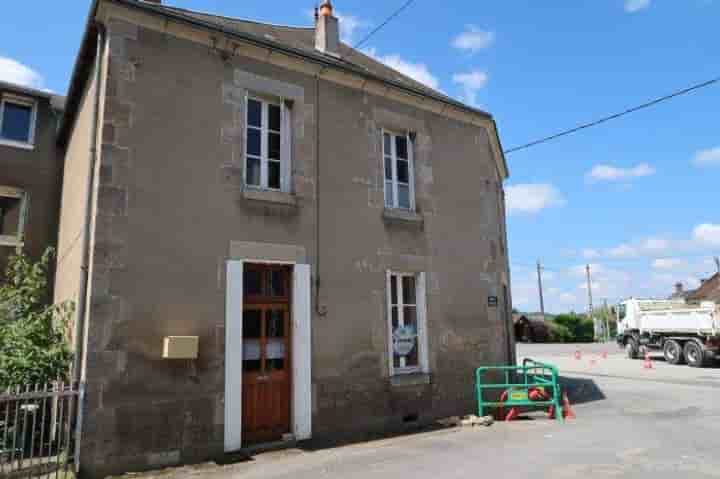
(74, 24), (106, 385)
(314, 71), (327, 317)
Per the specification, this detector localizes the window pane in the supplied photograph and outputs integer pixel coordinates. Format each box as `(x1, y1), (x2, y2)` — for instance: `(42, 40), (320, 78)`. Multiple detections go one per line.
(0, 197), (21, 236)
(268, 132), (281, 160)
(402, 276), (416, 305)
(398, 184), (411, 209)
(267, 310), (285, 337)
(384, 156), (392, 181)
(385, 181), (394, 207)
(244, 269), (262, 296)
(383, 133), (391, 155)
(397, 160), (409, 184)
(243, 309), (262, 338)
(268, 104), (281, 132)
(246, 157), (261, 186)
(390, 275), (398, 305)
(391, 306), (399, 330)
(268, 161), (281, 189)
(1, 102), (32, 143)
(395, 135), (408, 160)
(405, 337), (419, 367)
(247, 99), (262, 127)
(269, 269), (286, 297)
(403, 306), (416, 327)
(247, 128), (261, 156)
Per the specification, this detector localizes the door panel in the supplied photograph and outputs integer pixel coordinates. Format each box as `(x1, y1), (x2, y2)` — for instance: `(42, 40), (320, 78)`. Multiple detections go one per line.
(241, 265), (292, 445)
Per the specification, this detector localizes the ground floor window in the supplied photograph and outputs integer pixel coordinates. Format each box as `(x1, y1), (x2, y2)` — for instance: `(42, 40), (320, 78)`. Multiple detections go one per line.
(0, 186), (27, 248)
(387, 271), (428, 375)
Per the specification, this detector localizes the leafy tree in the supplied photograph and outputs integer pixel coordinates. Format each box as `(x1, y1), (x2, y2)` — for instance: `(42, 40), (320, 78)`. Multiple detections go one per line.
(0, 249), (74, 388)
(553, 313), (594, 343)
(547, 321), (573, 343)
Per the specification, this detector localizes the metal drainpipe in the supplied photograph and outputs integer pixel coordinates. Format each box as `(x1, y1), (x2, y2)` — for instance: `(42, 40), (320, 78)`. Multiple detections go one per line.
(314, 72), (327, 317)
(73, 25), (106, 386)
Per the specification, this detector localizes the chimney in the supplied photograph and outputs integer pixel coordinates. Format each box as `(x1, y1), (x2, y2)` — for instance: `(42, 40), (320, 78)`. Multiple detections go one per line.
(315, 1), (340, 57)
(675, 282), (684, 295)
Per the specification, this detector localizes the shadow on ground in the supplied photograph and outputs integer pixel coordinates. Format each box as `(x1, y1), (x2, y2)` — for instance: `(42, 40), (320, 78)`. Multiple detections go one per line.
(559, 376), (606, 405)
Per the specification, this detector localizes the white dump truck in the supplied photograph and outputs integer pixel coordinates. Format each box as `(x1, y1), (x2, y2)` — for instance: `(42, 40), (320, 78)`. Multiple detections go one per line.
(616, 298), (720, 367)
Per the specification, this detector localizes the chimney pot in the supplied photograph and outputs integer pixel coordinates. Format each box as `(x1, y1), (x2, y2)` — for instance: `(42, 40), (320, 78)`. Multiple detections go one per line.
(319, 1), (333, 17)
(675, 282), (684, 294)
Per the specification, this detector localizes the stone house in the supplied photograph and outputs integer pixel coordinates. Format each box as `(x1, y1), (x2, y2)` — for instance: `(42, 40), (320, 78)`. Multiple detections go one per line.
(0, 80), (65, 279)
(53, 0), (513, 477)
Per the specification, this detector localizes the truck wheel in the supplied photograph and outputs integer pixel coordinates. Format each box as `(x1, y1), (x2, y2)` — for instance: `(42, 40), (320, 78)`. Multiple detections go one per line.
(626, 338), (639, 359)
(663, 340), (684, 365)
(684, 341), (706, 368)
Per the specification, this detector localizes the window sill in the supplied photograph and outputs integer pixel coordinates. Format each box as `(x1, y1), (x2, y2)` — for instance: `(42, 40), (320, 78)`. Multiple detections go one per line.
(0, 139), (34, 151)
(0, 236), (23, 248)
(382, 208), (423, 226)
(389, 372), (431, 388)
(242, 188), (298, 207)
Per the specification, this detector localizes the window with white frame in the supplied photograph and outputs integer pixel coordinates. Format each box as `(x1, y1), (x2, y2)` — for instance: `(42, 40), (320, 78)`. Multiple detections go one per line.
(387, 271), (428, 375)
(245, 96), (291, 192)
(0, 187), (27, 248)
(0, 95), (37, 147)
(383, 131), (414, 210)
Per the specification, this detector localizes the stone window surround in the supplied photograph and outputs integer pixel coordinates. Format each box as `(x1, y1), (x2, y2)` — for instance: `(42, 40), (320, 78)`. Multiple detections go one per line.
(0, 186), (27, 249)
(0, 93), (37, 151)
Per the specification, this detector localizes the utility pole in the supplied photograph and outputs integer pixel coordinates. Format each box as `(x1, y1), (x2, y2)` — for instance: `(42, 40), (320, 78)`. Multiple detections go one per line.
(715, 256), (720, 274)
(586, 264), (597, 341)
(536, 260), (545, 319)
(603, 299), (610, 342)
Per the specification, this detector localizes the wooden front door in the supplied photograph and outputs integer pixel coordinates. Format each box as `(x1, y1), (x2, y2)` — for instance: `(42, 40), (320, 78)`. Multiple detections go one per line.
(242, 264), (292, 444)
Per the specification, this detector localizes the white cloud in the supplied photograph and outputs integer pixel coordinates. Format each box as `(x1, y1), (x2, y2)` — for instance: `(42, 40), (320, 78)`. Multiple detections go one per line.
(586, 163), (656, 182)
(452, 26), (495, 53)
(693, 147), (720, 167)
(582, 249), (601, 260)
(505, 183), (565, 215)
(625, 0), (651, 13)
(452, 70), (488, 107)
(652, 258), (688, 270)
(0, 56), (44, 89)
(693, 224), (720, 247)
(304, 9), (366, 44)
(364, 48), (440, 90)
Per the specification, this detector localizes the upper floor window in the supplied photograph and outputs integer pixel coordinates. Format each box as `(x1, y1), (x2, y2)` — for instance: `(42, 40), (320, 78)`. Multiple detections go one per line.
(245, 96), (291, 192)
(383, 131), (415, 211)
(0, 95), (37, 148)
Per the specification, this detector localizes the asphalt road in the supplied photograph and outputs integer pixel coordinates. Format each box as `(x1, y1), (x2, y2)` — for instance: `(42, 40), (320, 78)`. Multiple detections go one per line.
(119, 343), (720, 479)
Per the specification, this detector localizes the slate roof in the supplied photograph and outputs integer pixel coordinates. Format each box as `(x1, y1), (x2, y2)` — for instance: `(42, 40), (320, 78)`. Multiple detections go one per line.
(137, 1), (479, 114)
(686, 273), (720, 303)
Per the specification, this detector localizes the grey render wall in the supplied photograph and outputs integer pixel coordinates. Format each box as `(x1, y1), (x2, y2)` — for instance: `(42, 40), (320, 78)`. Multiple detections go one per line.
(0, 90), (63, 280)
(75, 15), (512, 479)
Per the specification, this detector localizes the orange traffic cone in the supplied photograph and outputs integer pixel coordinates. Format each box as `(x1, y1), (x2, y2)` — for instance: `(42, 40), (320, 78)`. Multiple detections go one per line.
(505, 407), (520, 422)
(601, 351), (608, 359)
(574, 350), (582, 360)
(562, 392), (576, 419)
(643, 352), (653, 369)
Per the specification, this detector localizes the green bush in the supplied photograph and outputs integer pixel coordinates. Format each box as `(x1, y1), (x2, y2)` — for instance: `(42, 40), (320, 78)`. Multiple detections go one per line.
(547, 321), (573, 343)
(553, 313), (595, 343)
(0, 249), (74, 388)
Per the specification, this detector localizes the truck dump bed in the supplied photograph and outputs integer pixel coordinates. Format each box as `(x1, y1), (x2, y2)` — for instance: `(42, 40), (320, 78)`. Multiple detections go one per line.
(632, 300), (718, 335)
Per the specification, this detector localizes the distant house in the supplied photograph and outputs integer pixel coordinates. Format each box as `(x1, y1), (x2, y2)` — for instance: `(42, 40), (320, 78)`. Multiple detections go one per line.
(670, 282), (692, 300)
(513, 314), (550, 343)
(685, 273), (720, 304)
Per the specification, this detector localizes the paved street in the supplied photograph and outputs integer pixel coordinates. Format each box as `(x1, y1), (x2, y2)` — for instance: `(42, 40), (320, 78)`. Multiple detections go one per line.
(120, 343), (720, 479)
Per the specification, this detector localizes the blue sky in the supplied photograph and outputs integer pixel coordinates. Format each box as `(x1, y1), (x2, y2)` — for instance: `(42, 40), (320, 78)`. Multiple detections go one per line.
(1, 0), (719, 313)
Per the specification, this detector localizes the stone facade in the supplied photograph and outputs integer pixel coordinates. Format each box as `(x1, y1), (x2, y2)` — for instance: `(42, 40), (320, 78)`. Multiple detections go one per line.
(53, 3), (514, 478)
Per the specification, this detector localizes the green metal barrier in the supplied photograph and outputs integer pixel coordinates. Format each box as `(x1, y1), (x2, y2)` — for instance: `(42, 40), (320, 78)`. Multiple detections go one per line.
(475, 358), (563, 421)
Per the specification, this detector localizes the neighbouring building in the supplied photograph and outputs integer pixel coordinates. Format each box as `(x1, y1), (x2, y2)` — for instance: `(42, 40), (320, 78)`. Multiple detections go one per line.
(0, 80), (65, 280)
(53, 0), (513, 477)
(685, 273), (720, 304)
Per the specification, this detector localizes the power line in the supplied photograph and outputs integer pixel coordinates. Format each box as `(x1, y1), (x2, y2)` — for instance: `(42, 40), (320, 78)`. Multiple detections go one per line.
(505, 75), (720, 154)
(351, 0), (418, 51)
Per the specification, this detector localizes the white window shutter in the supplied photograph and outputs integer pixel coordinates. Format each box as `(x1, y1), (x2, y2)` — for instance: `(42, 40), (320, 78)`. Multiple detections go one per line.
(281, 100), (292, 193)
(417, 272), (430, 374)
(386, 270), (394, 376)
(225, 261), (244, 452)
(292, 264), (312, 440)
